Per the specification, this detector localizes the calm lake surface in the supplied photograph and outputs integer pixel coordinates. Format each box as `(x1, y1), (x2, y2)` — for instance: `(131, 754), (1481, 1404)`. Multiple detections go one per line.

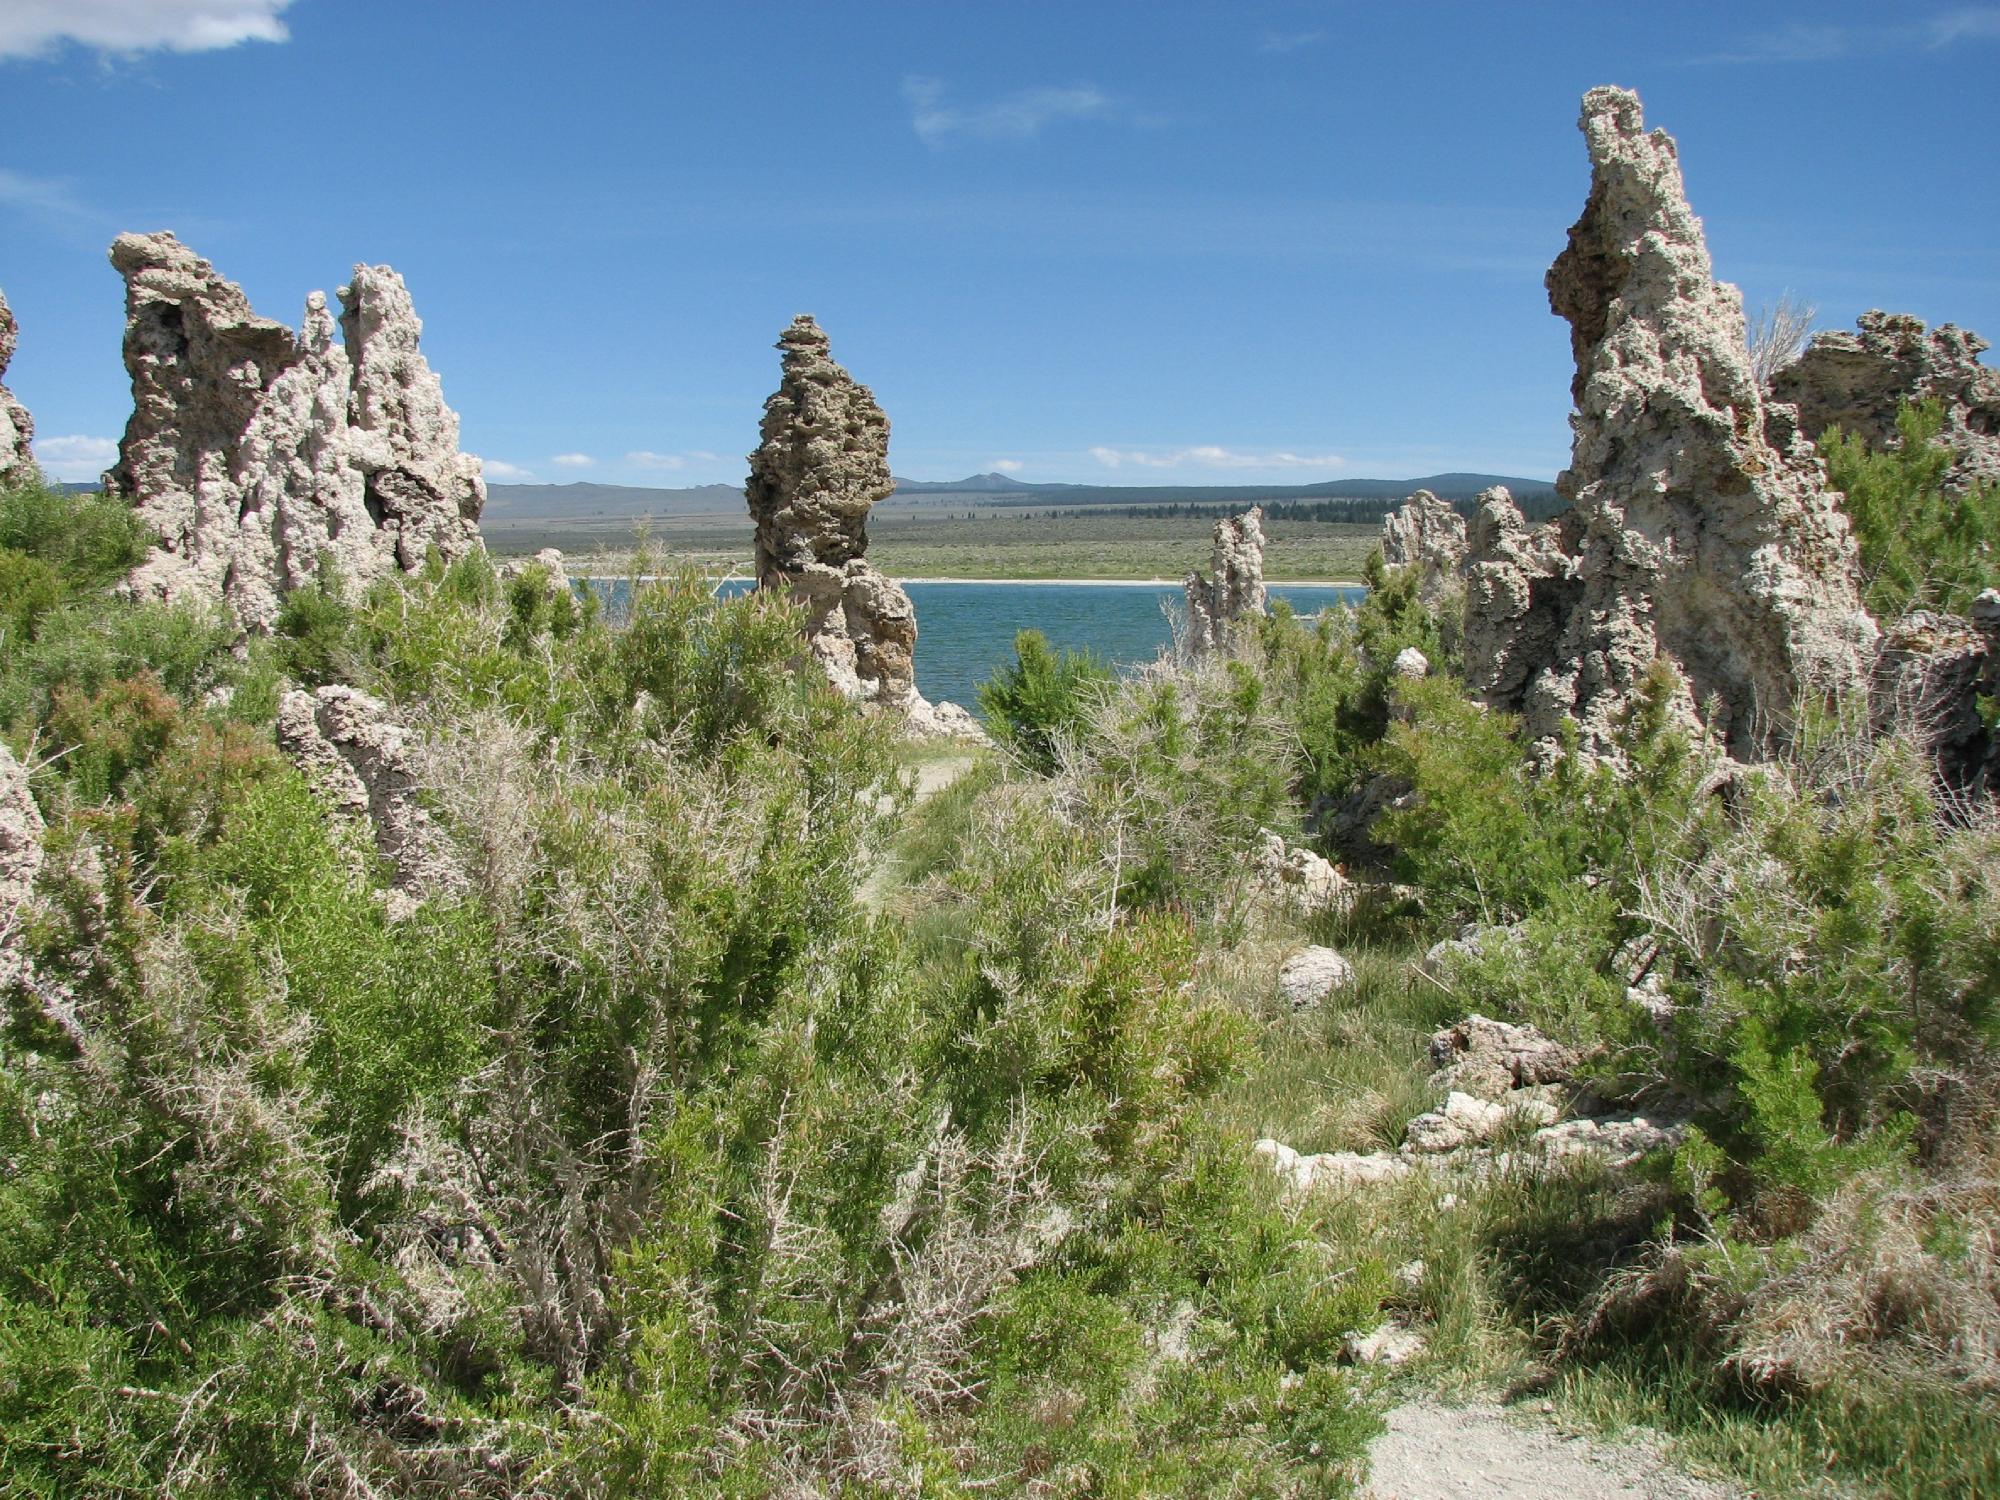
(594, 578), (1365, 714)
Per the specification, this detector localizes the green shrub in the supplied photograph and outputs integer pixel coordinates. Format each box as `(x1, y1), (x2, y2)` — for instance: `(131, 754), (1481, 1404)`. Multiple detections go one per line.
(1822, 399), (2000, 617)
(978, 628), (1115, 775)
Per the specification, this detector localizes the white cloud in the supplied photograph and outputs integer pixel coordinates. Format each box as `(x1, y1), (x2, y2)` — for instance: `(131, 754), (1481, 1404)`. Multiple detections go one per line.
(0, 0), (295, 61)
(31, 434), (119, 481)
(0, 167), (91, 226)
(481, 458), (536, 482)
(991, 459), (1024, 472)
(625, 450), (686, 470)
(1703, 7), (2000, 61)
(1089, 445), (1347, 473)
(550, 452), (594, 468)
(1257, 29), (1325, 53)
(904, 76), (1117, 145)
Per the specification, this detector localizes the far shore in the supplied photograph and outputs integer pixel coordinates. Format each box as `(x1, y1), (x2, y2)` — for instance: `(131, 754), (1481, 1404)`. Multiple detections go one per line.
(569, 571), (1366, 589)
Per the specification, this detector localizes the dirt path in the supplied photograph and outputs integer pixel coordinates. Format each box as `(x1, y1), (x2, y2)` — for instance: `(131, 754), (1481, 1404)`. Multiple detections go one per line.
(1364, 1401), (1740, 1500)
(858, 752), (983, 911)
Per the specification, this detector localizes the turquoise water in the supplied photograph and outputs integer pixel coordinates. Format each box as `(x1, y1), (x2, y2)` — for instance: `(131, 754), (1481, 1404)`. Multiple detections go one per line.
(592, 578), (1364, 713)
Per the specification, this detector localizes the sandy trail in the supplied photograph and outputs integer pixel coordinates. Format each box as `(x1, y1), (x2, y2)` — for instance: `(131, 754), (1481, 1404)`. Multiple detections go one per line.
(1364, 1401), (1741, 1500)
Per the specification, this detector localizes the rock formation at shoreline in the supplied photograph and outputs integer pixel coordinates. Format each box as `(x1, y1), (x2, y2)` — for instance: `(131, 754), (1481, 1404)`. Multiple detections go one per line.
(0, 290), (37, 490)
(106, 232), (484, 630)
(1465, 87), (1875, 759)
(1771, 312), (2000, 492)
(0, 743), (42, 991)
(1379, 491), (1465, 606)
(277, 685), (462, 920)
(1184, 506), (1266, 654)
(745, 315), (982, 738)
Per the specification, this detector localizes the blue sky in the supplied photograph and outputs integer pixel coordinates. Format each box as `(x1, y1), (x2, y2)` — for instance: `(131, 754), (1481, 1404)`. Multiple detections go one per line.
(3, 1), (1997, 491)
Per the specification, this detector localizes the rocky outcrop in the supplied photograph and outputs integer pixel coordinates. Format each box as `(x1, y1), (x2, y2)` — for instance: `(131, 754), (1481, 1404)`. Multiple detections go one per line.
(1771, 311), (2000, 492)
(0, 743), (42, 990)
(1253, 828), (1352, 914)
(745, 316), (982, 738)
(1460, 489), (1579, 717)
(1470, 89), (1876, 760)
(1379, 491), (1465, 606)
(106, 232), (484, 631)
(277, 686), (461, 919)
(1184, 507), (1266, 654)
(1874, 592), (2000, 798)
(0, 290), (38, 489)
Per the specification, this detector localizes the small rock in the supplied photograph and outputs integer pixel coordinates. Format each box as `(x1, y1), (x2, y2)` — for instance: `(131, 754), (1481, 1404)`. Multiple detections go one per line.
(1391, 646), (1430, 679)
(1277, 945), (1356, 1010)
(1343, 1321), (1428, 1367)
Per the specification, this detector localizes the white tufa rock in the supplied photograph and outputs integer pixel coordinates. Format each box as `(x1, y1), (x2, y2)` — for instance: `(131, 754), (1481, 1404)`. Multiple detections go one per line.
(0, 290), (39, 488)
(276, 686), (462, 920)
(1772, 311), (2000, 494)
(1343, 1322), (1428, 1367)
(1277, 945), (1357, 1010)
(106, 233), (484, 631)
(1254, 828), (1352, 913)
(747, 316), (976, 738)
(1185, 507), (1267, 655)
(0, 743), (43, 990)
(1391, 647), (1430, 679)
(1465, 88), (1877, 761)
(1379, 490), (1467, 608)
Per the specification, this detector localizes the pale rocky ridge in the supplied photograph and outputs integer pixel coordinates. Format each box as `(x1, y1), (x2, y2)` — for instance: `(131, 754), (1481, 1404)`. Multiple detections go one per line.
(106, 232), (484, 631)
(276, 686), (463, 921)
(0, 289), (38, 489)
(1771, 310), (2000, 493)
(1378, 489), (1466, 610)
(1462, 88), (1877, 761)
(745, 315), (984, 740)
(1184, 506), (1267, 654)
(0, 743), (43, 992)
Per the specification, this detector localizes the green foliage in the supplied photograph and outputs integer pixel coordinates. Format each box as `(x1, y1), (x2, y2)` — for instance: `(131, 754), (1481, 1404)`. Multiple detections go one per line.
(1822, 399), (2000, 617)
(978, 628), (1115, 775)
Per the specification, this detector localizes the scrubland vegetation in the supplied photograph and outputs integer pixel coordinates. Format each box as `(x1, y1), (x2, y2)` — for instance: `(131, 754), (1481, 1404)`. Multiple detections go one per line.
(1, 406), (1995, 1496)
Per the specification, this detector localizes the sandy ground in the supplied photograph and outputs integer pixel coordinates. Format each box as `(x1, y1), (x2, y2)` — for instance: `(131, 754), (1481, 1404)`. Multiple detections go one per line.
(1363, 1401), (1742, 1500)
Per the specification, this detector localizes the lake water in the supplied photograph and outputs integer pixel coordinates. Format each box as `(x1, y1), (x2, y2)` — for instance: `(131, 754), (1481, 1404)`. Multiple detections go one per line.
(593, 577), (1364, 714)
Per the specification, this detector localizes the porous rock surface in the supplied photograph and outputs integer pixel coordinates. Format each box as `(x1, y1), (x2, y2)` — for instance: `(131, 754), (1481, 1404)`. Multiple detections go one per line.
(277, 686), (461, 919)
(1185, 507), (1266, 654)
(1379, 490), (1466, 608)
(106, 232), (484, 631)
(746, 316), (981, 739)
(1254, 828), (1352, 914)
(0, 290), (38, 489)
(1467, 88), (1876, 760)
(1277, 945), (1356, 1010)
(1771, 311), (2000, 492)
(1875, 592), (2000, 797)
(0, 743), (43, 990)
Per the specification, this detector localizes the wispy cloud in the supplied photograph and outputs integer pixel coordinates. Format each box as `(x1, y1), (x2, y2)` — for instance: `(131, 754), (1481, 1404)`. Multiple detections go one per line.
(991, 459), (1024, 473)
(550, 452), (594, 468)
(482, 458), (536, 482)
(1701, 6), (2000, 62)
(903, 76), (1122, 145)
(625, 449), (726, 471)
(0, 166), (94, 231)
(1090, 445), (1347, 473)
(1257, 28), (1325, 53)
(32, 434), (118, 481)
(0, 0), (295, 62)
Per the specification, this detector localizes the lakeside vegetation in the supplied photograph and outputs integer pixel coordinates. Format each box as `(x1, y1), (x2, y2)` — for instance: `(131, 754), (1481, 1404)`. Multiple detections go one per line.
(486, 508), (1382, 582)
(1, 406), (1995, 1496)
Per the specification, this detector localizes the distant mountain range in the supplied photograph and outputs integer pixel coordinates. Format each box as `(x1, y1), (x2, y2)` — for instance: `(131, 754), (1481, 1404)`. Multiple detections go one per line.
(484, 471), (1558, 523)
